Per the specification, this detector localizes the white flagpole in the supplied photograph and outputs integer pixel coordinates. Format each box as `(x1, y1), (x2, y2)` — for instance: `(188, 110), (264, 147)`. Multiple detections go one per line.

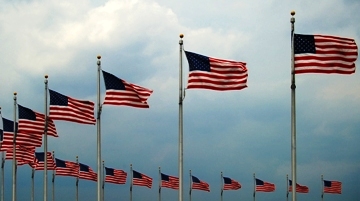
(31, 168), (35, 201)
(12, 92), (17, 201)
(0, 107), (4, 201)
(290, 11), (297, 201)
(178, 33), (184, 201)
(102, 160), (104, 201)
(130, 164), (133, 201)
(158, 166), (161, 201)
(253, 173), (255, 201)
(220, 172), (223, 201)
(189, 170), (191, 201)
(75, 156), (79, 201)
(44, 75), (49, 201)
(52, 151), (55, 201)
(96, 55), (102, 201)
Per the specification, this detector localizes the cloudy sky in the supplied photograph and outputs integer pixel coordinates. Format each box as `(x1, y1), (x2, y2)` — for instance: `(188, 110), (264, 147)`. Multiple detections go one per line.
(0, 0), (359, 200)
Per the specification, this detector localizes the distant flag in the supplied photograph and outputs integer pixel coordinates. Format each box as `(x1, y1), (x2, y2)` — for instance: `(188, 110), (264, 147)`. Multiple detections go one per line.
(55, 158), (79, 177)
(79, 163), (97, 181)
(5, 145), (35, 166)
(132, 170), (152, 188)
(288, 180), (309, 193)
(105, 167), (127, 184)
(223, 176), (241, 190)
(191, 175), (210, 192)
(34, 152), (56, 170)
(161, 173), (179, 190)
(294, 34), (358, 74)
(323, 180), (342, 194)
(49, 89), (96, 125)
(0, 118), (17, 151)
(102, 70), (153, 108)
(184, 51), (248, 91)
(255, 178), (275, 192)
(18, 104), (58, 137)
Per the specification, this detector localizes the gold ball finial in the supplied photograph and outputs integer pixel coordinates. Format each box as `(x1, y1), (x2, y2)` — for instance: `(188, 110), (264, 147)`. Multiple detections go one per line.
(97, 55), (101, 59)
(291, 10), (295, 16)
(14, 92), (17, 95)
(180, 34), (184, 38)
(45, 74), (48, 78)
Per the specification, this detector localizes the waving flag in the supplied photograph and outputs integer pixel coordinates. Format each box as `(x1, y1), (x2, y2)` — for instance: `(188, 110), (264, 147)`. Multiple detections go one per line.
(184, 51), (248, 91)
(132, 170), (152, 188)
(288, 180), (309, 193)
(0, 118), (16, 151)
(49, 89), (96, 125)
(255, 178), (275, 192)
(294, 34), (358, 74)
(223, 176), (241, 190)
(105, 167), (127, 184)
(79, 163), (97, 181)
(55, 158), (79, 177)
(5, 145), (35, 166)
(18, 104), (58, 137)
(102, 70), (153, 108)
(161, 173), (179, 190)
(34, 152), (56, 170)
(323, 180), (342, 194)
(191, 175), (210, 192)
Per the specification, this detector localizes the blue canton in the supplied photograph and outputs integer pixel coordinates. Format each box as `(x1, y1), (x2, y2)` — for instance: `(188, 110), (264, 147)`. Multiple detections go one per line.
(185, 51), (211, 72)
(102, 71), (126, 90)
(294, 34), (316, 54)
(49, 89), (69, 106)
(18, 105), (36, 120)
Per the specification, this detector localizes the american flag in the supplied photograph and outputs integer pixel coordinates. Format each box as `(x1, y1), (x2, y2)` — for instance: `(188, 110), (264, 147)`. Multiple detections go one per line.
(0, 128), (3, 143)
(132, 170), (152, 188)
(105, 167), (127, 184)
(323, 180), (342, 194)
(5, 145), (35, 166)
(191, 175), (210, 192)
(223, 176), (241, 190)
(34, 152), (56, 170)
(294, 34), (358, 74)
(79, 163), (97, 181)
(102, 70), (153, 108)
(0, 117), (17, 151)
(49, 89), (96, 125)
(288, 180), (309, 193)
(55, 158), (79, 177)
(161, 173), (179, 190)
(255, 178), (275, 192)
(184, 51), (248, 91)
(18, 104), (58, 137)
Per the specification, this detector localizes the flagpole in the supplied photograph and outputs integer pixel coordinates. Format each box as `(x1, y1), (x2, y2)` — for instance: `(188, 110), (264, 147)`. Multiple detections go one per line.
(102, 160), (104, 201)
(253, 173), (255, 201)
(75, 156), (79, 201)
(96, 55), (102, 201)
(12, 92), (17, 201)
(159, 167), (161, 201)
(290, 10), (297, 201)
(31, 168), (35, 201)
(0, 107), (4, 201)
(130, 164), (133, 201)
(44, 75), (49, 201)
(321, 175), (324, 201)
(178, 33), (184, 201)
(52, 151), (55, 201)
(220, 172), (223, 201)
(189, 170), (192, 201)
(286, 174), (289, 201)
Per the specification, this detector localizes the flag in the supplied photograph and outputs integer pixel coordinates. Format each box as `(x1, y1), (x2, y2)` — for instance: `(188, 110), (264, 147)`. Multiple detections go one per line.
(255, 178), (275, 192)
(288, 180), (309, 193)
(132, 170), (152, 188)
(5, 145), (35, 166)
(34, 152), (56, 170)
(223, 177), (241, 190)
(191, 175), (210, 192)
(102, 70), (153, 108)
(79, 163), (97, 181)
(0, 128), (3, 143)
(18, 104), (58, 137)
(105, 167), (127, 184)
(55, 158), (79, 177)
(184, 51), (248, 91)
(323, 180), (342, 194)
(161, 173), (179, 190)
(0, 117), (16, 151)
(294, 34), (358, 74)
(49, 89), (96, 125)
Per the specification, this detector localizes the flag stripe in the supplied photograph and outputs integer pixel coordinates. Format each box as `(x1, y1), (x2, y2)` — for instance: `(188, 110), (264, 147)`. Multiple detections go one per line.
(223, 177), (241, 190)
(132, 170), (152, 188)
(192, 176), (210, 192)
(161, 173), (179, 190)
(55, 158), (79, 177)
(256, 178), (275, 192)
(105, 167), (127, 184)
(288, 180), (309, 193)
(323, 180), (342, 194)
